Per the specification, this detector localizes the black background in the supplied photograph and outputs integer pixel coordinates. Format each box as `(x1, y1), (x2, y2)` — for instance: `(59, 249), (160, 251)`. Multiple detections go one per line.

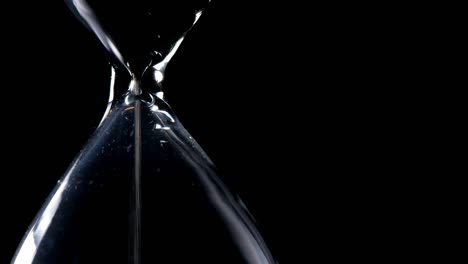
(1, 1), (395, 263)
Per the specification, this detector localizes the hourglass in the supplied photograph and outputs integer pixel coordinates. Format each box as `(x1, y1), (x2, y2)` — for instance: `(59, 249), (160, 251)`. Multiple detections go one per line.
(12, 0), (276, 263)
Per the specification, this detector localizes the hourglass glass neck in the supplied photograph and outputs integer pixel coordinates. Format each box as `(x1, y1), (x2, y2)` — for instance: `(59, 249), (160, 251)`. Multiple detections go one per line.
(108, 65), (162, 100)
(66, 0), (210, 99)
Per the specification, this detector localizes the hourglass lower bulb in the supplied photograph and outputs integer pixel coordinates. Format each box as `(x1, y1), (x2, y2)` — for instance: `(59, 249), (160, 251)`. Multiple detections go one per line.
(12, 0), (276, 263)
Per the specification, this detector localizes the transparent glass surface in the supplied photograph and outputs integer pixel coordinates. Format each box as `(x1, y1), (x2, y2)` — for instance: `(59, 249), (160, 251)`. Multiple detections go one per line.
(12, 0), (276, 263)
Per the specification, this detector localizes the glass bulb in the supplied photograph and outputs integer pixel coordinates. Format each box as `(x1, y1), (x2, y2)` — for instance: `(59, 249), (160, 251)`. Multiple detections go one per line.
(12, 1), (276, 263)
